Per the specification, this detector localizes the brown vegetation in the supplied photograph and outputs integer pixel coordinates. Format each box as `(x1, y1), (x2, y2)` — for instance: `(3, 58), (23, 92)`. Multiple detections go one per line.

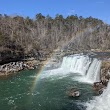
(0, 13), (110, 64)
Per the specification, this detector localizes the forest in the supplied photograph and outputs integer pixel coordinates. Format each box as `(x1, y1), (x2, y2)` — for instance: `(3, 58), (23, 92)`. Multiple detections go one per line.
(0, 13), (110, 64)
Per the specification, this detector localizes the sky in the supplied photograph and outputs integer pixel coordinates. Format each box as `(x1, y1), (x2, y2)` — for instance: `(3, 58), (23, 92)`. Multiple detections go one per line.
(0, 0), (110, 24)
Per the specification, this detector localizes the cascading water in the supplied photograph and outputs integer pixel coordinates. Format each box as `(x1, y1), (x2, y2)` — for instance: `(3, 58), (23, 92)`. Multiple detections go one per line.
(61, 55), (91, 75)
(0, 54), (103, 110)
(86, 59), (101, 83)
(86, 81), (110, 110)
(44, 54), (101, 84)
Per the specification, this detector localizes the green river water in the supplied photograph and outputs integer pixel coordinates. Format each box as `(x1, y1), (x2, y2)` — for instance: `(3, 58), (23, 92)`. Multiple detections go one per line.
(0, 68), (96, 110)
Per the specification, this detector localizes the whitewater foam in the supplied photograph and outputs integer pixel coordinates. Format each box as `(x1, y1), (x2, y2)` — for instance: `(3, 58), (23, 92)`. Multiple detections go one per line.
(86, 81), (110, 110)
(40, 54), (101, 84)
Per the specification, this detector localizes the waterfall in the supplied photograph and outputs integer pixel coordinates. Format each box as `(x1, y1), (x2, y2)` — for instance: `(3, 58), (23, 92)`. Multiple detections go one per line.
(61, 55), (101, 83)
(44, 54), (101, 83)
(86, 81), (110, 110)
(85, 59), (101, 83)
(61, 55), (91, 75)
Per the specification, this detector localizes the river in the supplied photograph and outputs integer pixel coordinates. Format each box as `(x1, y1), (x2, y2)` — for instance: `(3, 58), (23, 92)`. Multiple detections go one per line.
(0, 54), (101, 110)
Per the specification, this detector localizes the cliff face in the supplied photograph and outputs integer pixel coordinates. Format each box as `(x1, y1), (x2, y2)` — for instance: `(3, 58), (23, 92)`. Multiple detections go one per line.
(101, 60), (110, 81)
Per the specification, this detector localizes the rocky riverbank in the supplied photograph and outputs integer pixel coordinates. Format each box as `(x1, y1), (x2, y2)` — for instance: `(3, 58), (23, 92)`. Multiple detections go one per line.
(0, 58), (43, 77)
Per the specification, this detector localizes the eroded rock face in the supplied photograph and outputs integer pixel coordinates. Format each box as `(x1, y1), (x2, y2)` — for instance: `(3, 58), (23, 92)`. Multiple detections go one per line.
(93, 60), (110, 94)
(101, 61), (110, 86)
(101, 61), (110, 76)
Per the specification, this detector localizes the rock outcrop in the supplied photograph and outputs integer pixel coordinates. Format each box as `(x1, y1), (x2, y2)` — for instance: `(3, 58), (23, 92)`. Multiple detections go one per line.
(0, 58), (42, 77)
(93, 60), (110, 94)
(93, 82), (106, 94)
(101, 61), (110, 81)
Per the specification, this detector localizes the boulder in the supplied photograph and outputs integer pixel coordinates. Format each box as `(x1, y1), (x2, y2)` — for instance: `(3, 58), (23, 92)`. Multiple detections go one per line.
(93, 82), (106, 95)
(67, 88), (80, 97)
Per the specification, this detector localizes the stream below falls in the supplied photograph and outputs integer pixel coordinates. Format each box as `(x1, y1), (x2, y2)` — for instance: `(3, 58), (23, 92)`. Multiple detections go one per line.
(0, 54), (103, 110)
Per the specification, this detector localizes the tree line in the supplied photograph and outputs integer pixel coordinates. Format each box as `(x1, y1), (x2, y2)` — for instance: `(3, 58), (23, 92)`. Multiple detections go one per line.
(0, 13), (109, 64)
